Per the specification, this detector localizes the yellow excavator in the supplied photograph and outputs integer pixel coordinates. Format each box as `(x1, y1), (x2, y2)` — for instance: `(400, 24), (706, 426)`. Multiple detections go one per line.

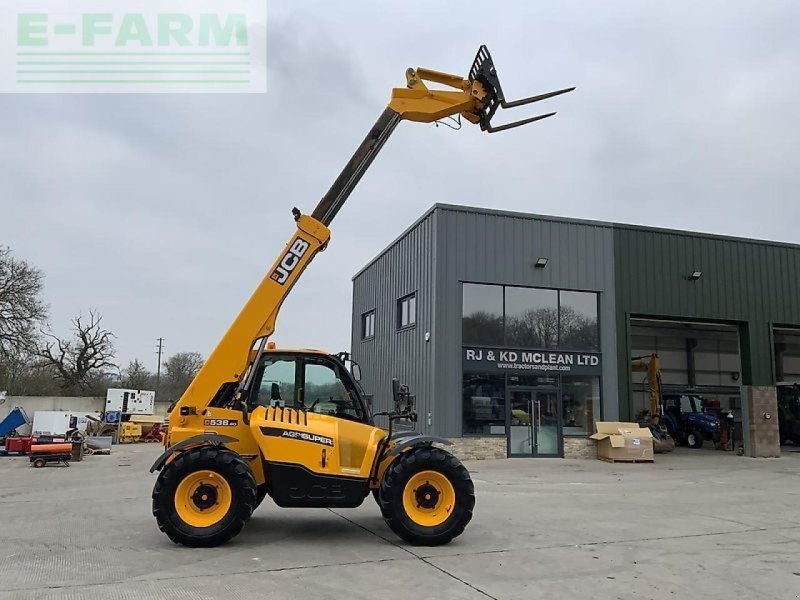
(632, 353), (675, 452)
(632, 354), (663, 425)
(150, 46), (573, 547)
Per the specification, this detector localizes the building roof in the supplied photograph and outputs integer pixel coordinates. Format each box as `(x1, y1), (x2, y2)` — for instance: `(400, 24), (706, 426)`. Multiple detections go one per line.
(352, 203), (800, 280)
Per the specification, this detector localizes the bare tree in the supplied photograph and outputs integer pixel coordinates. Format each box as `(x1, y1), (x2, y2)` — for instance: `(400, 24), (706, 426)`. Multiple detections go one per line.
(121, 359), (153, 390)
(37, 310), (117, 394)
(0, 247), (47, 359)
(161, 352), (204, 403)
(506, 307), (559, 348)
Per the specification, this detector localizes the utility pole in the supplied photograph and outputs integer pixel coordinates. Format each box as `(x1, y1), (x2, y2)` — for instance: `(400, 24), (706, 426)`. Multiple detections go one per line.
(155, 337), (165, 398)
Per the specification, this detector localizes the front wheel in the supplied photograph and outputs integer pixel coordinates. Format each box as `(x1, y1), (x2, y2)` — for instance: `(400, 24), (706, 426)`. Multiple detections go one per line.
(378, 446), (474, 546)
(152, 446), (256, 547)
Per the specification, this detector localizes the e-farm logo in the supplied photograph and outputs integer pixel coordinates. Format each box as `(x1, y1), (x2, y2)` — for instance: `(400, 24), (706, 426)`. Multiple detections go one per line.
(0, 0), (266, 93)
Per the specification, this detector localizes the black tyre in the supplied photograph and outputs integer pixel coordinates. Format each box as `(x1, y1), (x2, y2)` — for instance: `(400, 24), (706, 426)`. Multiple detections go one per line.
(152, 446), (256, 547)
(687, 430), (704, 449)
(33, 458), (46, 468)
(378, 445), (474, 546)
(254, 484), (268, 511)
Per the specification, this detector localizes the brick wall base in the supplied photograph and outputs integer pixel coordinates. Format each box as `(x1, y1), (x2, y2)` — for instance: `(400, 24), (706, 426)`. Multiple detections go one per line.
(445, 437), (507, 460)
(563, 436), (596, 459)
(442, 436), (597, 460)
(742, 385), (781, 458)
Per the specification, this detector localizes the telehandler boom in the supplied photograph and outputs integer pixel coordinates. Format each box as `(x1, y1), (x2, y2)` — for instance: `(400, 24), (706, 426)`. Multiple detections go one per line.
(150, 46), (573, 547)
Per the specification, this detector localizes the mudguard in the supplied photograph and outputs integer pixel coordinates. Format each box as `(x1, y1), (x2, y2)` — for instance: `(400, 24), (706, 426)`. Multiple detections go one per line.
(149, 434), (238, 473)
(387, 433), (452, 456)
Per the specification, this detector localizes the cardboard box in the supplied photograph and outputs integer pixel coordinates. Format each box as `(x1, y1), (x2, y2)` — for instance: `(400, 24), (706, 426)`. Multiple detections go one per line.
(590, 421), (654, 462)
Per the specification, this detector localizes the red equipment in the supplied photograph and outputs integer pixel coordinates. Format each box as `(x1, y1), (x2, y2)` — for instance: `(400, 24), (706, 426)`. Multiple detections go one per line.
(3, 436), (34, 455)
(141, 423), (164, 443)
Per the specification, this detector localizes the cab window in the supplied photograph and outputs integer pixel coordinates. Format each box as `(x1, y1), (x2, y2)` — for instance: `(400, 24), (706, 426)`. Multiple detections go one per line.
(250, 357), (297, 409)
(303, 360), (364, 422)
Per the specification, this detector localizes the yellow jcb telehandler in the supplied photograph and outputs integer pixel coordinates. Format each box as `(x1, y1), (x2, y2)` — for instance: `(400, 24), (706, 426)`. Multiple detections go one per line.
(150, 46), (573, 547)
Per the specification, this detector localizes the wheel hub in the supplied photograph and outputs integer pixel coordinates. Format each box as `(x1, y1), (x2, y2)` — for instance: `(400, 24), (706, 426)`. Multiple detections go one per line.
(174, 470), (233, 528)
(415, 483), (440, 509)
(402, 470), (457, 528)
(191, 483), (219, 510)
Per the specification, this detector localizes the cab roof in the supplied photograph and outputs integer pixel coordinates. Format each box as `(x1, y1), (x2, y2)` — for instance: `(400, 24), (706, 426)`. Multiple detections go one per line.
(262, 347), (329, 356)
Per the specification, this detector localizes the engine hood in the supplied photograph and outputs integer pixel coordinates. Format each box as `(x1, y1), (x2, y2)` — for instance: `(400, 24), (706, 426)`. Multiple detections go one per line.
(686, 412), (720, 428)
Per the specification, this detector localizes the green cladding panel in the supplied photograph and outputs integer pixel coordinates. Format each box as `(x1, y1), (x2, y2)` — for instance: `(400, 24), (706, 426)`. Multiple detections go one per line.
(614, 226), (800, 419)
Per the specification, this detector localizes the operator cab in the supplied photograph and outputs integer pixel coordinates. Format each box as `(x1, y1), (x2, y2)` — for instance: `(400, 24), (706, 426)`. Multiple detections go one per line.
(245, 350), (371, 425)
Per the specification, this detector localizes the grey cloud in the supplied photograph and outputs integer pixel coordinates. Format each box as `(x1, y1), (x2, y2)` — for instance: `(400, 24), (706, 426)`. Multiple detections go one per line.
(2, 0), (799, 370)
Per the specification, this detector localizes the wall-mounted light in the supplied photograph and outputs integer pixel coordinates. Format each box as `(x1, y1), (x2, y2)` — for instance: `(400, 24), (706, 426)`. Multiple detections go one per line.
(689, 270), (702, 281)
(535, 257), (549, 269)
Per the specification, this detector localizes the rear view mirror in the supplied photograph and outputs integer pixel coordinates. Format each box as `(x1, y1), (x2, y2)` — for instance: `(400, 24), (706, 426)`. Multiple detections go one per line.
(351, 363), (362, 382)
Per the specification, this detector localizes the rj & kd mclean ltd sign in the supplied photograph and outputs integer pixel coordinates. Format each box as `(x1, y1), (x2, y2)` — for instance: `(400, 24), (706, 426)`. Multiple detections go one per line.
(463, 346), (601, 375)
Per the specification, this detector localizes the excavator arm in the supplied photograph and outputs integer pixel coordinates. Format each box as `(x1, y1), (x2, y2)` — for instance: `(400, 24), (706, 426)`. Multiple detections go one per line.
(632, 354), (663, 421)
(171, 46), (574, 419)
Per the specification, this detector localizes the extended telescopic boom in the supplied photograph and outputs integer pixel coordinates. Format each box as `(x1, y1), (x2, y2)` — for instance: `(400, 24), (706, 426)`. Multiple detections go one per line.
(172, 46), (574, 416)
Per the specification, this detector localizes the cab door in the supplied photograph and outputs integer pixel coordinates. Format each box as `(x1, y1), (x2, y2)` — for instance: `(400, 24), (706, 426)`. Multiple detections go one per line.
(300, 356), (380, 476)
(248, 353), (384, 507)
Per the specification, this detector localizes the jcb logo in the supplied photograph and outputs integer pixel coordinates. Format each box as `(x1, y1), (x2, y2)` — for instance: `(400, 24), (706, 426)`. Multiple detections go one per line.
(270, 237), (311, 285)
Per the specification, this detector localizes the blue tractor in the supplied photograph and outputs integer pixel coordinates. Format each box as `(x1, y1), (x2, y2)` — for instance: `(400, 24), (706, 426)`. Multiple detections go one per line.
(662, 394), (721, 449)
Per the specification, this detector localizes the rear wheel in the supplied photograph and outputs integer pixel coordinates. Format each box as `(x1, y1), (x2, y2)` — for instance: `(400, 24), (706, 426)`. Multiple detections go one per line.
(378, 446), (474, 546)
(152, 446), (256, 547)
(32, 458), (46, 468)
(687, 430), (704, 449)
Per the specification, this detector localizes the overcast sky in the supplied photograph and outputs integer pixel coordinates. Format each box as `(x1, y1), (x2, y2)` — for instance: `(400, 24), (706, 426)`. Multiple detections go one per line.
(2, 0), (799, 372)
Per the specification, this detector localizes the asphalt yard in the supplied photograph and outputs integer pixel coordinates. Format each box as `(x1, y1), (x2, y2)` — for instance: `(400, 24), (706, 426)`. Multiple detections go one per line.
(1, 444), (799, 599)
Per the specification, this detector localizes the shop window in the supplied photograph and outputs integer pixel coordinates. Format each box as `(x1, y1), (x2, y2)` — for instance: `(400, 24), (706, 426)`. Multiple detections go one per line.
(505, 286), (558, 348)
(397, 293), (416, 329)
(462, 373), (506, 435)
(559, 291), (599, 351)
(361, 310), (375, 340)
(561, 375), (599, 435)
(462, 283), (503, 345)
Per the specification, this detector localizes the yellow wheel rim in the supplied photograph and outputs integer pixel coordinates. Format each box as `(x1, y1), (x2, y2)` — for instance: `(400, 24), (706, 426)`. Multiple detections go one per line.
(174, 470), (232, 528)
(402, 470), (456, 527)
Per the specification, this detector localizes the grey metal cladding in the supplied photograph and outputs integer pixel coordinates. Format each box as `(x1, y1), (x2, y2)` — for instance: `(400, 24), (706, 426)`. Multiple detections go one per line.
(433, 205), (618, 436)
(350, 210), (437, 434)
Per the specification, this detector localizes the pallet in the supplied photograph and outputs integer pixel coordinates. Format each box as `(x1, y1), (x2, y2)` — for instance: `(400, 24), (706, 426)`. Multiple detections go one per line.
(598, 456), (654, 464)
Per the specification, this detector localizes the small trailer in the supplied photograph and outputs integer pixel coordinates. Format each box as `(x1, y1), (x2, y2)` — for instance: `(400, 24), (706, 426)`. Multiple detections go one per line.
(29, 443), (73, 468)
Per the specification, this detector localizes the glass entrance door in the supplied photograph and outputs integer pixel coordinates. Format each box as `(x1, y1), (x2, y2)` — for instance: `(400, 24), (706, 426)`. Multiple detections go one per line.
(508, 387), (561, 457)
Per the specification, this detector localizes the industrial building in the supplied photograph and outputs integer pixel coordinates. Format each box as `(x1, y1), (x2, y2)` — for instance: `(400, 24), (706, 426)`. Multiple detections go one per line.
(351, 204), (800, 459)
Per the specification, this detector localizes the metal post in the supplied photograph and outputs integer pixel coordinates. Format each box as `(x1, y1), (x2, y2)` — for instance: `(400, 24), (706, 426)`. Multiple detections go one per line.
(155, 338), (164, 398)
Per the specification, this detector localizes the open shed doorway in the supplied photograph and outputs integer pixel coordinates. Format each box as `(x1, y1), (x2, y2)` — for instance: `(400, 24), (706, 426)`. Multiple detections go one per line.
(774, 327), (800, 449)
(630, 318), (742, 453)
